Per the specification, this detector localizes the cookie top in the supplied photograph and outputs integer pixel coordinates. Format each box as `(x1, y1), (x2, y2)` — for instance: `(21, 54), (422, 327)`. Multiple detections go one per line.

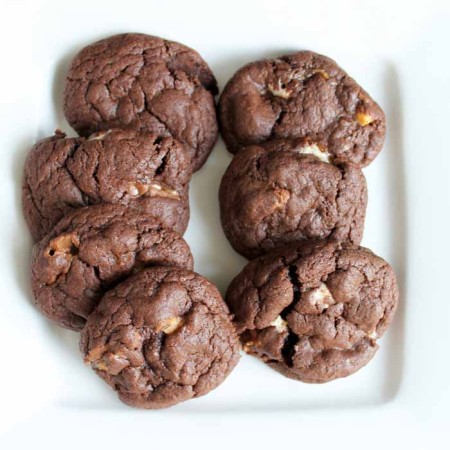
(226, 240), (398, 383)
(32, 204), (193, 331)
(22, 129), (191, 241)
(219, 139), (367, 259)
(80, 267), (241, 409)
(63, 33), (219, 171)
(219, 51), (385, 167)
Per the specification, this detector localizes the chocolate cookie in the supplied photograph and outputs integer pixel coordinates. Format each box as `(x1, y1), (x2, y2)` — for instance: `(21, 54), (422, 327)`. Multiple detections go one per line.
(22, 129), (191, 241)
(32, 204), (193, 331)
(80, 267), (241, 409)
(219, 51), (385, 166)
(219, 139), (367, 259)
(63, 33), (218, 171)
(226, 240), (398, 383)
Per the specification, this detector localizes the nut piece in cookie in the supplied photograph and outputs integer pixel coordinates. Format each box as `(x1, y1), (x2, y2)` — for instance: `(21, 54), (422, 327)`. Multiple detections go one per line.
(22, 129), (192, 240)
(63, 33), (219, 171)
(226, 240), (398, 383)
(44, 233), (80, 284)
(31, 204), (193, 331)
(219, 139), (367, 259)
(219, 51), (385, 167)
(80, 267), (241, 409)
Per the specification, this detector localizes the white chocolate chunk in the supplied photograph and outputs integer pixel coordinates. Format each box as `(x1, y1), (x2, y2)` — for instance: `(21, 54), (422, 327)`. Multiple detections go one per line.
(270, 315), (288, 332)
(292, 69), (329, 82)
(367, 330), (378, 340)
(92, 353), (129, 373)
(126, 181), (179, 199)
(298, 143), (331, 163)
(156, 316), (184, 334)
(268, 80), (290, 99)
(126, 181), (148, 197)
(127, 184), (140, 196)
(149, 183), (179, 198)
(88, 129), (113, 141)
(308, 282), (335, 310)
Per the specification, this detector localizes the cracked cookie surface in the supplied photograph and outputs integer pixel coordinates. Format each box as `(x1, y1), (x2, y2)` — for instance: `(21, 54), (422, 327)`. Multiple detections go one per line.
(63, 33), (218, 171)
(80, 267), (240, 409)
(219, 51), (385, 166)
(219, 139), (367, 259)
(22, 129), (191, 241)
(225, 240), (398, 383)
(32, 204), (193, 331)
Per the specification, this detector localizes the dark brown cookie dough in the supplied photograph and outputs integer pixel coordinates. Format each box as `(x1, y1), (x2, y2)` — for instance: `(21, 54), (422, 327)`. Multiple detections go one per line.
(219, 139), (367, 259)
(219, 51), (385, 167)
(80, 267), (241, 409)
(226, 240), (398, 383)
(31, 204), (193, 331)
(63, 33), (219, 171)
(22, 129), (191, 241)
(22, 132), (85, 241)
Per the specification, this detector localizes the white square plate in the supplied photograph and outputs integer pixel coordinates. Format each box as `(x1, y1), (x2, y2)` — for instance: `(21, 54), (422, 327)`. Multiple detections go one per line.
(1, 0), (449, 448)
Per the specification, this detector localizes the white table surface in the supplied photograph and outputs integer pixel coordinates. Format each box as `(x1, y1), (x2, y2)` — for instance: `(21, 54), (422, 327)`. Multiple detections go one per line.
(0, 0), (449, 448)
